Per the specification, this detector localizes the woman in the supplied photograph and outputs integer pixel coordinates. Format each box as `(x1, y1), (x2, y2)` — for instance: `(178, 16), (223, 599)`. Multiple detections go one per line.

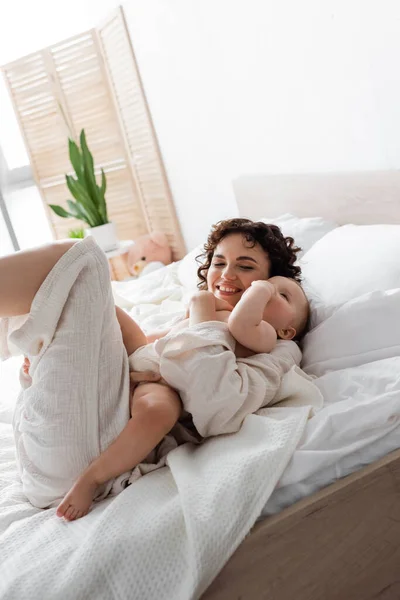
(0, 218), (301, 512)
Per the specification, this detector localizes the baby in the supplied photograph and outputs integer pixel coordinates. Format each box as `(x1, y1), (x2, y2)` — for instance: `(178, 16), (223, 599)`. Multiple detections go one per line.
(47, 269), (308, 521)
(189, 276), (309, 357)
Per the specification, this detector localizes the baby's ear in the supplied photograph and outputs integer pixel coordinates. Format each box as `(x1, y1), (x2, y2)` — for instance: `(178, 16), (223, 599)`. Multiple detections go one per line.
(277, 327), (296, 340)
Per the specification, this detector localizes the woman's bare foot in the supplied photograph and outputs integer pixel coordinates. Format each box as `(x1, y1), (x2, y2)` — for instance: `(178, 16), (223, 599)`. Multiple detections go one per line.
(56, 475), (98, 521)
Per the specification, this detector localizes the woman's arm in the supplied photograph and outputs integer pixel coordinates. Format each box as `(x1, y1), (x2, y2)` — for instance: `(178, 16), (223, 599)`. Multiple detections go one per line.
(116, 306), (173, 351)
(146, 329), (172, 343)
(115, 306), (147, 356)
(228, 281), (277, 353)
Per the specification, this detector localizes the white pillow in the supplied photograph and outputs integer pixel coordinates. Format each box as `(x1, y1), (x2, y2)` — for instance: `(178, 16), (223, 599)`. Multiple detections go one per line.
(177, 214), (338, 289)
(302, 288), (400, 377)
(261, 213), (338, 257)
(301, 224), (400, 327)
(177, 244), (204, 290)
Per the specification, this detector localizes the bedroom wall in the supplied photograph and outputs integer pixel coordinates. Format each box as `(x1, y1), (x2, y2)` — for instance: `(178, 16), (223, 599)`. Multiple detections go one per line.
(2, 0), (400, 250)
(119, 0), (400, 249)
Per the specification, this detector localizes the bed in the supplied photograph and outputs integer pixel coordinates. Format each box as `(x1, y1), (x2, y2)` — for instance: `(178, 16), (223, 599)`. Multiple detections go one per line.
(204, 170), (400, 599)
(1, 171), (400, 599)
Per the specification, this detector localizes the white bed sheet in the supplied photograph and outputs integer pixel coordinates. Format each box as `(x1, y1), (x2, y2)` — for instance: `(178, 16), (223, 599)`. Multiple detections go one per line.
(1, 262), (399, 519)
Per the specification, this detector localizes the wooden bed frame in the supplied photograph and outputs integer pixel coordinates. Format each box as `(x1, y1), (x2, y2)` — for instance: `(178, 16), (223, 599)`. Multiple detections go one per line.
(204, 171), (400, 599)
(205, 448), (400, 599)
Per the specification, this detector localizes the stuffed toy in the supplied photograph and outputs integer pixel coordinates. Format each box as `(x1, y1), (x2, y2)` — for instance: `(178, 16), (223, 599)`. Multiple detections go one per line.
(127, 231), (172, 277)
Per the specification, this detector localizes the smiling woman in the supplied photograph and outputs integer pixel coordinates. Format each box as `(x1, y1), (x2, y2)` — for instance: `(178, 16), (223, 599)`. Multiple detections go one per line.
(197, 218), (302, 306)
(206, 234), (271, 306)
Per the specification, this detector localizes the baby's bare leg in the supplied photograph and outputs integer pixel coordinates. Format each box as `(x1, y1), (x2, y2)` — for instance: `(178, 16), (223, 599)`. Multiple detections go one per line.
(56, 383), (181, 520)
(0, 241), (76, 317)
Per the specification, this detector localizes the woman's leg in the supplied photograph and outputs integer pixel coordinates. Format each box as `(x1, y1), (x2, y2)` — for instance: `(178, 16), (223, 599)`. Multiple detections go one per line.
(9, 238), (130, 509)
(0, 240), (76, 317)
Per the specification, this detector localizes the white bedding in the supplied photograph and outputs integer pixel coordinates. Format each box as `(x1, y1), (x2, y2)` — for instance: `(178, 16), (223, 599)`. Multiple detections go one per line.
(108, 262), (400, 514)
(0, 244), (322, 600)
(0, 374), (311, 600)
(1, 261), (399, 518)
(0, 237), (399, 599)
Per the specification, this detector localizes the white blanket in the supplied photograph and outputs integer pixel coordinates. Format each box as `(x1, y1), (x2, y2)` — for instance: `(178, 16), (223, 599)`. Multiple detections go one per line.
(0, 405), (312, 600)
(0, 238), (322, 599)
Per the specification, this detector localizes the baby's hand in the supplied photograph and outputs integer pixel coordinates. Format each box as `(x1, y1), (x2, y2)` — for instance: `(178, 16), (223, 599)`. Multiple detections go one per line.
(130, 370), (161, 393)
(189, 290), (213, 303)
(189, 290), (232, 312)
(249, 280), (276, 300)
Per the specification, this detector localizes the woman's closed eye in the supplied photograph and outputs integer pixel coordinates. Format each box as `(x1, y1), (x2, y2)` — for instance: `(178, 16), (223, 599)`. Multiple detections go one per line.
(212, 262), (253, 271)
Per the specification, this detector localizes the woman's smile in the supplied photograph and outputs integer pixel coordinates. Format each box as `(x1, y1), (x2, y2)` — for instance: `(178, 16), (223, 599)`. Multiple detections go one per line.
(207, 233), (271, 306)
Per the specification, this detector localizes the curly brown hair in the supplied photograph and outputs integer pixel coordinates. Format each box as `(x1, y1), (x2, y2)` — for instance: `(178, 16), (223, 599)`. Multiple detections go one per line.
(197, 218), (302, 288)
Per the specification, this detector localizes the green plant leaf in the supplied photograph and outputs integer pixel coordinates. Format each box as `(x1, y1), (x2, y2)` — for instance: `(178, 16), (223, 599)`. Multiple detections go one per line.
(100, 168), (107, 196)
(49, 204), (71, 219)
(66, 199), (81, 218)
(65, 175), (102, 226)
(80, 129), (106, 222)
(68, 228), (85, 239)
(68, 139), (84, 184)
(98, 168), (108, 222)
(66, 200), (93, 227)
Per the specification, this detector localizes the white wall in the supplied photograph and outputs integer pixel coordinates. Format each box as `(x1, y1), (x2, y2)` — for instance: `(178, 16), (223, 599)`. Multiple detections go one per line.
(121, 0), (400, 249)
(2, 1), (400, 250)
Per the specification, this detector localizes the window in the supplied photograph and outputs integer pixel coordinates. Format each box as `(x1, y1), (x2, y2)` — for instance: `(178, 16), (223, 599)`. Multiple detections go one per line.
(0, 78), (52, 251)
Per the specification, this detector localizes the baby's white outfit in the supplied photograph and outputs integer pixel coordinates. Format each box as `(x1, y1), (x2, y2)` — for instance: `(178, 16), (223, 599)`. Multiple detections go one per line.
(128, 321), (303, 439)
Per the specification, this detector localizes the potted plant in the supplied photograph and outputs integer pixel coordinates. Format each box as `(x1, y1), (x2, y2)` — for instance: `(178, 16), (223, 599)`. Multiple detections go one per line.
(68, 228), (85, 239)
(49, 129), (118, 252)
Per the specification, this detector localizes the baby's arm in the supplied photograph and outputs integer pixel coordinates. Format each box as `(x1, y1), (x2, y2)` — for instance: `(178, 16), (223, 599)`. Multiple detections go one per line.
(56, 383), (181, 521)
(228, 281), (277, 353)
(189, 291), (216, 326)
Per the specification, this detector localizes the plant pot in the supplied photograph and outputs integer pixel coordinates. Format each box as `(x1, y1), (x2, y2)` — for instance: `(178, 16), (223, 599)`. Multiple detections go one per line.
(85, 222), (119, 252)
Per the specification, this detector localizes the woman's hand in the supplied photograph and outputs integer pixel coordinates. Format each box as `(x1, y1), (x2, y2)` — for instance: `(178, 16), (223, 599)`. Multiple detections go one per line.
(129, 370), (161, 392)
(22, 357), (30, 375)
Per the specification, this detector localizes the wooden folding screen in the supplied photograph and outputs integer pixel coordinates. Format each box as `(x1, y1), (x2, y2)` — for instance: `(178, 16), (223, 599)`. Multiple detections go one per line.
(2, 7), (185, 259)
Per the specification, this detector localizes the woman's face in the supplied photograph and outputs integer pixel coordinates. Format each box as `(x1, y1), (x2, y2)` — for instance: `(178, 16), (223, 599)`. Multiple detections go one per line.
(206, 233), (271, 306)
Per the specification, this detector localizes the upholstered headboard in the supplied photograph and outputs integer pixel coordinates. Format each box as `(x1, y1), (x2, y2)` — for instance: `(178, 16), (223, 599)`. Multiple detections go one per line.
(234, 170), (400, 224)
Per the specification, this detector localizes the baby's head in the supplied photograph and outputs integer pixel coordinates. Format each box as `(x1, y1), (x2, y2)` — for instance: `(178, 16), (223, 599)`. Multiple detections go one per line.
(263, 276), (309, 341)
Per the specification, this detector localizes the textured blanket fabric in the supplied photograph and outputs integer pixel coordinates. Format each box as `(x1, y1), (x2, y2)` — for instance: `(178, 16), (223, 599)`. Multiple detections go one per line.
(0, 405), (311, 600)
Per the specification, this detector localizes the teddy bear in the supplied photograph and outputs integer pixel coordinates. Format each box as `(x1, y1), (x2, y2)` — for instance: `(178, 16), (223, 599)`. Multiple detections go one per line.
(127, 231), (172, 278)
